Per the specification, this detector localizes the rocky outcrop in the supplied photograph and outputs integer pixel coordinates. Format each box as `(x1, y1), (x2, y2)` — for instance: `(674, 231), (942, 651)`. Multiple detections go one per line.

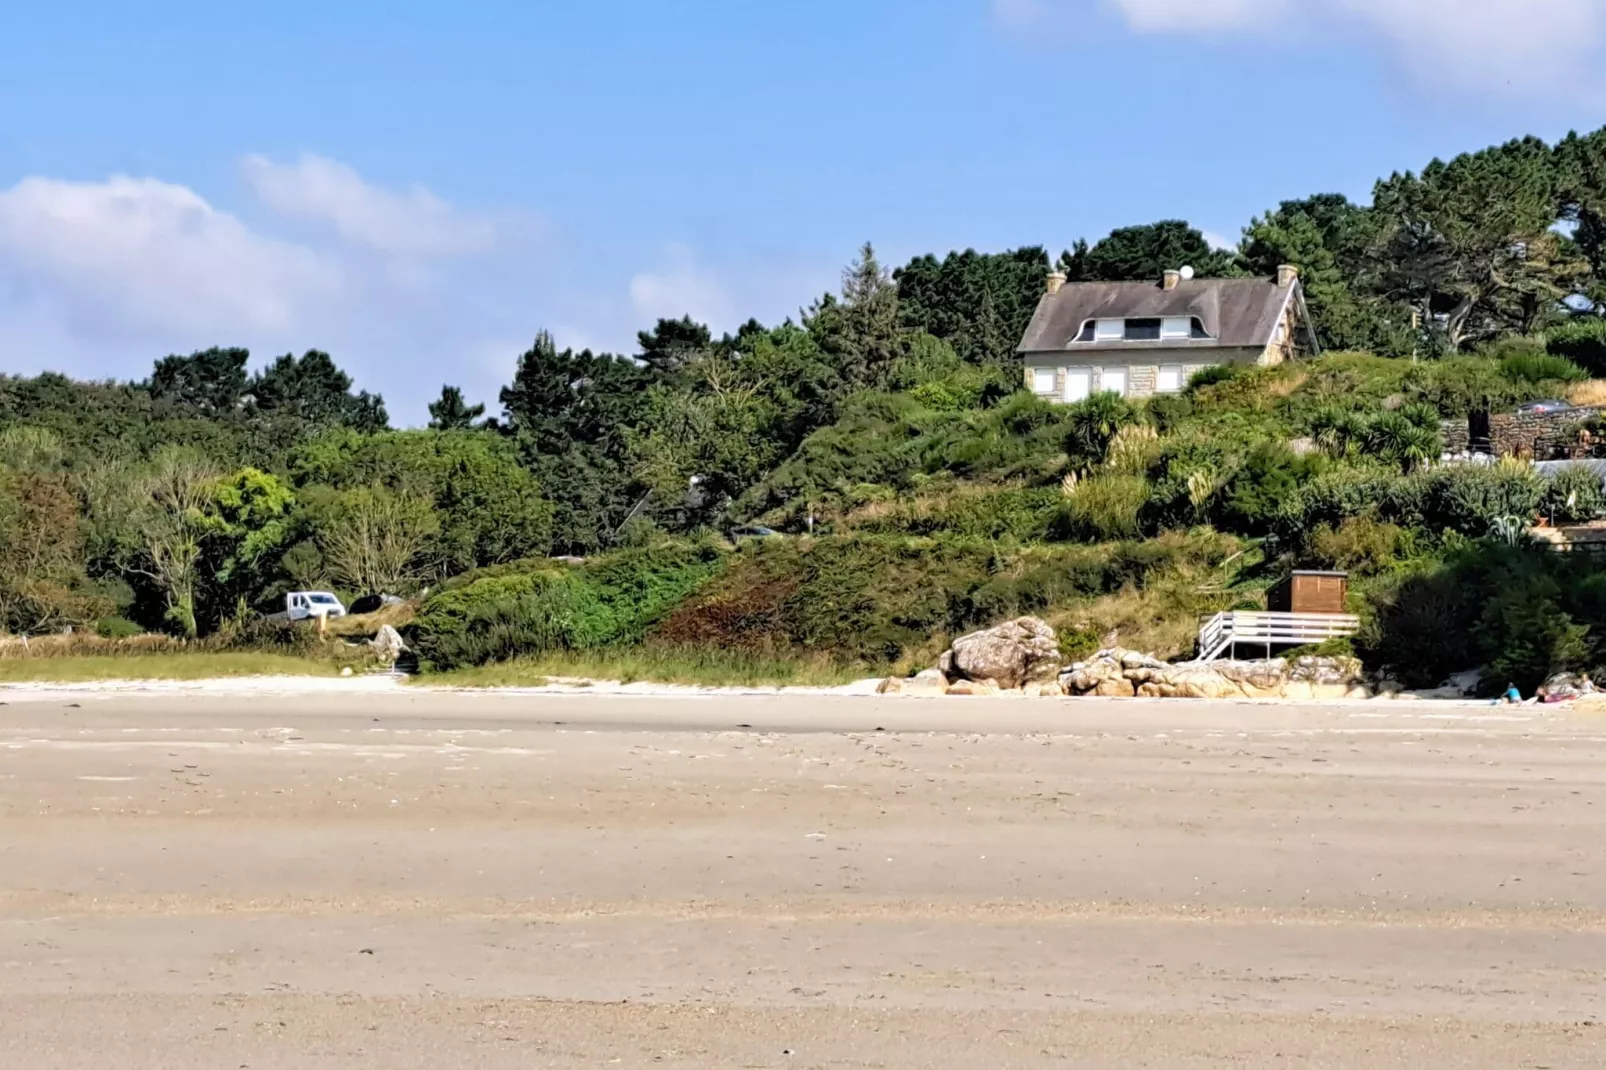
(948, 617), (1061, 690)
(1059, 650), (1372, 701)
(876, 619), (1376, 701)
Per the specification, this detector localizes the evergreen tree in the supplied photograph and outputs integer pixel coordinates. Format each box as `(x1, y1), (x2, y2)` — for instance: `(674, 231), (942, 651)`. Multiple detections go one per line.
(147, 348), (250, 416)
(427, 385), (486, 431)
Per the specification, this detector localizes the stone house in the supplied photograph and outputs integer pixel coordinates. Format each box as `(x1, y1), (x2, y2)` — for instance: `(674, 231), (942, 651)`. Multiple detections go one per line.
(1015, 265), (1319, 401)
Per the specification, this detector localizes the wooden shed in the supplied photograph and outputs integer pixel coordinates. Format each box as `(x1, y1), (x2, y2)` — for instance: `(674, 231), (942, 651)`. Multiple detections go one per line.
(1267, 571), (1348, 615)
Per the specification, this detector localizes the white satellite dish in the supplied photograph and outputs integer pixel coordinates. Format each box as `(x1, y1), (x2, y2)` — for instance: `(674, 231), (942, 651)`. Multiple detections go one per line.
(1179, 265), (1196, 281)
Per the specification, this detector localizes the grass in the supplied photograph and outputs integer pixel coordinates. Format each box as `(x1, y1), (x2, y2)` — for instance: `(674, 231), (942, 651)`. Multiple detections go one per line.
(0, 652), (342, 683)
(1568, 379), (1606, 407)
(414, 646), (870, 690)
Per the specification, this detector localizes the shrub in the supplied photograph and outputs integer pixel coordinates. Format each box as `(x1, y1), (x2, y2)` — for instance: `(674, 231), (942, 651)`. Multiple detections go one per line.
(1542, 465), (1606, 523)
(1405, 357), (1538, 416)
(409, 544), (724, 670)
(1363, 411), (1442, 472)
(1500, 351), (1588, 384)
(95, 616), (144, 639)
(1304, 517), (1405, 576)
(1547, 318), (1606, 377)
(1062, 392), (1139, 467)
(1057, 472), (1149, 541)
(1221, 443), (1317, 534)
(1186, 365), (1239, 392)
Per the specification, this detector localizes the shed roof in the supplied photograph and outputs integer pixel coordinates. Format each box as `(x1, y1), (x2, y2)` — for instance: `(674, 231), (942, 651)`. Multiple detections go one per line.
(1017, 277), (1304, 354)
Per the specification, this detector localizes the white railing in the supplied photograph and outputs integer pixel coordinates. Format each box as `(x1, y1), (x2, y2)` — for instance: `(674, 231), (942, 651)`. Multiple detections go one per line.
(1197, 611), (1361, 663)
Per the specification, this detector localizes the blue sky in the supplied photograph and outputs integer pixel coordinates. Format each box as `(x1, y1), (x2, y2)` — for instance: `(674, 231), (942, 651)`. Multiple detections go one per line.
(3, 0), (1605, 424)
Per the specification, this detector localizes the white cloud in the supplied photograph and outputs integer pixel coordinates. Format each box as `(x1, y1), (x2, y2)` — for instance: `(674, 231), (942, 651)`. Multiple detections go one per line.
(0, 174), (338, 338)
(628, 245), (737, 330)
(241, 153), (501, 258)
(1202, 229), (1238, 252)
(999, 0), (1606, 98)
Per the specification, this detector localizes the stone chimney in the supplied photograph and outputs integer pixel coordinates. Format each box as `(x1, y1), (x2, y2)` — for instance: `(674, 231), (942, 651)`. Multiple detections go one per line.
(1277, 264), (1300, 288)
(1046, 268), (1067, 296)
(1162, 269), (1181, 291)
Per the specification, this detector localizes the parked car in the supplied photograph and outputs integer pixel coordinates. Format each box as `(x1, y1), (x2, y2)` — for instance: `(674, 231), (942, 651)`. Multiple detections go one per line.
(281, 591), (348, 622)
(1517, 399), (1572, 415)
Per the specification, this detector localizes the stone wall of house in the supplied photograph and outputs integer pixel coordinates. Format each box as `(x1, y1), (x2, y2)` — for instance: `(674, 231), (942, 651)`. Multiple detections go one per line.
(1441, 407), (1603, 459)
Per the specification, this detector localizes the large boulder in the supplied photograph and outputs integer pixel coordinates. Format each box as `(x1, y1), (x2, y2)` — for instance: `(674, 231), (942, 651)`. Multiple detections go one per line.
(947, 617), (1061, 691)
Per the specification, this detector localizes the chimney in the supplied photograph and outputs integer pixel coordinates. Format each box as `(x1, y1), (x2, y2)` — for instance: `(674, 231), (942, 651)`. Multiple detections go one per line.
(1046, 268), (1067, 296)
(1162, 269), (1181, 291)
(1277, 264), (1299, 288)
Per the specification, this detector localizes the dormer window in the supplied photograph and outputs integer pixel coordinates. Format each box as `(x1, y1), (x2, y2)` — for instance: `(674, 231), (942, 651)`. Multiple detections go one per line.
(1073, 317), (1214, 343)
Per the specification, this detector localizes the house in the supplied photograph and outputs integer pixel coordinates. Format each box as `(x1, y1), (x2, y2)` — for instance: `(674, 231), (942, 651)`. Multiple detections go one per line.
(1016, 264), (1319, 401)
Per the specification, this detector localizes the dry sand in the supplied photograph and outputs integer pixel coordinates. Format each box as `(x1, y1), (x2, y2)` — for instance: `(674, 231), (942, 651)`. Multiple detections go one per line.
(2, 691), (1604, 1067)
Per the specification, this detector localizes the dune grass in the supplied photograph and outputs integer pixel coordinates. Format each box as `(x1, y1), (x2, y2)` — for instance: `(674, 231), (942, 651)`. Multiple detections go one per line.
(415, 646), (869, 690)
(0, 652), (341, 683)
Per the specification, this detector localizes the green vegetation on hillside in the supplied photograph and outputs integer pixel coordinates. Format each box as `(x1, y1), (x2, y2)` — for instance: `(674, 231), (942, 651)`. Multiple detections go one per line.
(9, 125), (1606, 691)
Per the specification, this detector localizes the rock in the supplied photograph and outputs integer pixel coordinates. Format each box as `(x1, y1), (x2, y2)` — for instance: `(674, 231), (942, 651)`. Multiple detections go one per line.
(912, 668), (949, 690)
(1033, 681), (1067, 697)
(876, 677), (905, 695)
(1168, 669), (1237, 700)
(1345, 686), (1373, 700)
(947, 617), (1060, 690)
(1119, 649), (1167, 671)
(1094, 677), (1136, 698)
(937, 650), (955, 678)
(947, 678), (1001, 697)
(340, 666), (354, 677)
(371, 624), (408, 662)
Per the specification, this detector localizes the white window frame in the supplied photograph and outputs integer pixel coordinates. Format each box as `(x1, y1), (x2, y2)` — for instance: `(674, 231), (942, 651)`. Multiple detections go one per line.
(1100, 367), (1129, 397)
(1063, 369), (1091, 403)
(1031, 368), (1057, 395)
(1156, 365), (1184, 393)
(1093, 319), (1124, 342)
(1160, 317), (1191, 340)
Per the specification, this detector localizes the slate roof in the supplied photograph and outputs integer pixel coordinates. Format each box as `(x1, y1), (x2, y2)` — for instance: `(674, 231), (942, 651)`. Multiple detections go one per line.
(1017, 277), (1309, 355)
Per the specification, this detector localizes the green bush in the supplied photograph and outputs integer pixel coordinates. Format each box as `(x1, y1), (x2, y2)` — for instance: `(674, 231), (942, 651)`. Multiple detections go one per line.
(1304, 517), (1405, 576)
(1500, 351), (1587, 384)
(1542, 466), (1606, 523)
(409, 544), (724, 671)
(1547, 318), (1606, 377)
(1062, 392), (1139, 467)
(1186, 365), (1239, 392)
(95, 616), (144, 639)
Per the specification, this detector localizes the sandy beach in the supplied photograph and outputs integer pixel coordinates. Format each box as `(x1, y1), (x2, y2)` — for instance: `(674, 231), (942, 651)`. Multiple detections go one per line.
(2, 690), (1603, 1067)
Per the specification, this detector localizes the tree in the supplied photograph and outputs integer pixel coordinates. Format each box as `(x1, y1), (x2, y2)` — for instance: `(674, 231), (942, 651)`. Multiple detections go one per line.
(427, 385), (486, 431)
(806, 243), (904, 391)
(199, 468), (297, 619)
(147, 348), (250, 416)
(637, 317), (712, 378)
(320, 487), (440, 595)
(894, 247), (1050, 366)
(1077, 221), (1238, 282)
(0, 468), (103, 634)
(1241, 195), (1409, 353)
(1372, 137), (1584, 349)
(498, 332), (655, 553)
(128, 448), (220, 638)
(247, 350), (389, 432)
(290, 429), (552, 575)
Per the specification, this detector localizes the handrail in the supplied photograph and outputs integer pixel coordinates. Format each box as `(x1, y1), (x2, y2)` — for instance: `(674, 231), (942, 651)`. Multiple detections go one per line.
(1196, 611), (1361, 662)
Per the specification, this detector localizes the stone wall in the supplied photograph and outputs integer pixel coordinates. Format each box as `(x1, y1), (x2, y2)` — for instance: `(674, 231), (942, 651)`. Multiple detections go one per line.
(1441, 407), (1603, 459)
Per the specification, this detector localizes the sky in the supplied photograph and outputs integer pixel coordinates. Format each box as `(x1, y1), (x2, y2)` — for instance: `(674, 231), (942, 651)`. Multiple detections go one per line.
(3, 0), (1606, 425)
